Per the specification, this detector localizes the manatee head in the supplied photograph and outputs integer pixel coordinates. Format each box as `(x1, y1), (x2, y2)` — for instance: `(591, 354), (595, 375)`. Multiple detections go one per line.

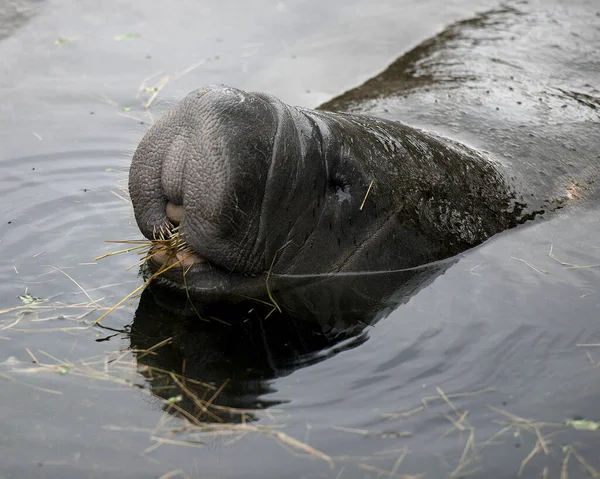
(129, 85), (519, 303)
(129, 85), (377, 301)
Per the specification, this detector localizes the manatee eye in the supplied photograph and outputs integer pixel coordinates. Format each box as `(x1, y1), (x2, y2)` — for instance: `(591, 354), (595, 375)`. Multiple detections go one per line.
(329, 172), (351, 202)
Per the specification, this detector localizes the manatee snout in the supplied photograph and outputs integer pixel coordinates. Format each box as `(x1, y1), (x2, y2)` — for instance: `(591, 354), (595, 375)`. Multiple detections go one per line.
(128, 85), (290, 284)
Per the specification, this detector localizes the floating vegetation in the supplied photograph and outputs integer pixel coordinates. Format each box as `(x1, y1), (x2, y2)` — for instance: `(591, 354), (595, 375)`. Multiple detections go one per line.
(3, 341), (336, 468)
(94, 219), (282, 324)
(510, 256), (547, 275)
(3, 291), (600, 477)
(548, 244), (600, 269)
(53, 37), (70, 46)
(113, 33), (141, 41)
(18, 293), (44, 304)
(100, 58), (208, 124)
(376, 386), (600, 478)
(565, 419), (600, 431)
(1, 295), (108, 335)
(91, 224), (195, 325)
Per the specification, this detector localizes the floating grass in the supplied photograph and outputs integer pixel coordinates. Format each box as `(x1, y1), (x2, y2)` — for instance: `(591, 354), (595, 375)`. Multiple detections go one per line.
(548, 244), (600, 269)
(510, 256), (548, 275)
(94, 215), (290, 325)
(7, 344), (600, 478)
(93, 223), (201, 325)
(0, 290), (115, 336)
(375, 387), (597, 478)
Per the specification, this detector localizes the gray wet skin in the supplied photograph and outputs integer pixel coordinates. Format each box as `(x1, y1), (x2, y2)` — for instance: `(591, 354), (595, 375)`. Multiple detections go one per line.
(129, 86), (525, 300)
(129, 2), (599, 302)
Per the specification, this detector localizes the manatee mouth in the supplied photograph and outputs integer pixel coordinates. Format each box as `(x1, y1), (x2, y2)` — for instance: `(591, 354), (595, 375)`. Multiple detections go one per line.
(149, 245), (205, 270)
(148, 202), (205, 270)
(144, 201), (264, 299)
(145, 234), (240, 297)
(146, 202), (219, 283)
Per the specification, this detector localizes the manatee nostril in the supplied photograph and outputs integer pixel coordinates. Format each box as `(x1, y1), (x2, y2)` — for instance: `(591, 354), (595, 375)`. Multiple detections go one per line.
(166, 202), (184, 226)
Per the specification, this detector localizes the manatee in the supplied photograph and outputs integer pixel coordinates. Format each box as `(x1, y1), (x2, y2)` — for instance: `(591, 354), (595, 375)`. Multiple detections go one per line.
(128, 1), (600, 305)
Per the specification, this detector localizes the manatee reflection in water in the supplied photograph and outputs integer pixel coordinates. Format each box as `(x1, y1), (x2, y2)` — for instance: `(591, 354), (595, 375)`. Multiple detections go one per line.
(131, 258), (454, 423)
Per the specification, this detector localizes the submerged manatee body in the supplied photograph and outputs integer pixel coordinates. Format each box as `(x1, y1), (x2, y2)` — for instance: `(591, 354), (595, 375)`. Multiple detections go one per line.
(129, 1), (599, 304)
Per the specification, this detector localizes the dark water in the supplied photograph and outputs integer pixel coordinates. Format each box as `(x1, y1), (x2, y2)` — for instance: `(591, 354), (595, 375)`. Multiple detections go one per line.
(1, 0), (600, 478)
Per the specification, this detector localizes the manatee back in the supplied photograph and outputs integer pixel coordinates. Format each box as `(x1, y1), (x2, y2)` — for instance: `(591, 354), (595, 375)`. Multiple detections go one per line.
(321, 0), (600, 206)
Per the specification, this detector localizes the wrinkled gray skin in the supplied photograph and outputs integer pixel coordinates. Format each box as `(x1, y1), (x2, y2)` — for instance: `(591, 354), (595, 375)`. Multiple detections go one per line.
(129, 0), (599, 302)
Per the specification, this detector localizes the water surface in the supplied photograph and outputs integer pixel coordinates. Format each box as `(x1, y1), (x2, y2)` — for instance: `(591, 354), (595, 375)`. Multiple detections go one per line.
(1, 0), (600, 478)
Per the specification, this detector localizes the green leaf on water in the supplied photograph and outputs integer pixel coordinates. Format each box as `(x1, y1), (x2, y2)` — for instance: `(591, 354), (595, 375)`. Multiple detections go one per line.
(113, 33), (141, 41)
(54, 38), (69, 46)
(59, 365), (73, 375)
(19, 294), (44, 304)
(122, 106), (132, 112)
(565, 419), (600, 431)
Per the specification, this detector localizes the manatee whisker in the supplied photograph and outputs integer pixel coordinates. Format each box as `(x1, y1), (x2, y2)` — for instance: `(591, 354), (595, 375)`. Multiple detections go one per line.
(157, 224), (166, 241)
